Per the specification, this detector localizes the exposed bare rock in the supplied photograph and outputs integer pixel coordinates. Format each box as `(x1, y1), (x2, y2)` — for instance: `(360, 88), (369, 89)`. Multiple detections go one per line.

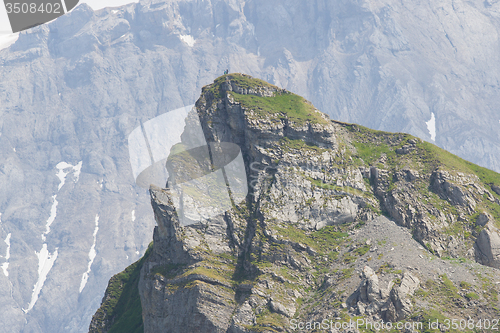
(475, 222), (500, 268)
(269, 299), (296, 318)
(347, 266), (419, 321)
(492, 185), (500, 196)
(430, 170), (470, 207)
(476, 213), (491, 227)
(385, 272), (420, 322)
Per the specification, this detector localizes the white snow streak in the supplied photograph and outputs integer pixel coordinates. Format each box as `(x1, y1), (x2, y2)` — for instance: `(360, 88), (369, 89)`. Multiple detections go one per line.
(24, 161), (82, 311)
(79, 215), (99, 293)
(426, 112), (436, 141)
(42, 195), (58, 242)
(1, 233), (11, 277)
(24, 245), (59, 313)
(132, 210), (136, 222)
(179, 34), (195, 47)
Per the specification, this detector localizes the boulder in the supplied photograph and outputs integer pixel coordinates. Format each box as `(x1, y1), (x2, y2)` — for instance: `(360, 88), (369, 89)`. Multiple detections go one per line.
(269, 299), (295, 318)
(476, 213), (491, 227)
(475, 222), (500, 268)
(386, 272), (419, 321)
(430, 170), (467, 206)
(492, 185), (500, 196)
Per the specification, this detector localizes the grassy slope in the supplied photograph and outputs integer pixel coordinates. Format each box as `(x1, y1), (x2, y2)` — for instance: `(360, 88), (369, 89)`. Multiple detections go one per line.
(231, 92), (328, 125)
(348, 123), (500, 188)
(347, 124), (500, 223)
(91, 243), (152, 333)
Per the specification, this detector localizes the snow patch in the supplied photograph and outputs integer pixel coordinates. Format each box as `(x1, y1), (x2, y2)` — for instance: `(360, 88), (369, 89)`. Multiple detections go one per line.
(426, 112), (436, 141)
(0, 263), (8, 277)
(135, 251), (139, 255)
(22, 161), (85, 311)
(24, 244), (58, 313)
(0, 33), (19, 51)
(131, 210), (136, 222)
(79, 214), (99, 293)
(179, 34), (195, 47)
(1, 233), (11, 277)
(56, 161), (83, 190)
(42, 195), (58, 242)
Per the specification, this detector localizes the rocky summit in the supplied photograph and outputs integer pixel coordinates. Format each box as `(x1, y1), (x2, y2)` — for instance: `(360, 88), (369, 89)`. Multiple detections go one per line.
(91, 74), (500, 333)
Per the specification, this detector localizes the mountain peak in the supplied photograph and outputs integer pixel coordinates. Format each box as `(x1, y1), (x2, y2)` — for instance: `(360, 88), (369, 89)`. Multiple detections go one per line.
(201, 73), (330, 126)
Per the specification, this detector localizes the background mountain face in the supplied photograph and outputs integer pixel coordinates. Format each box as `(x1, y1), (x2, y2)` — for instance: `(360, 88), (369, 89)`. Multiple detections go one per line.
(0, 0), (500, 332)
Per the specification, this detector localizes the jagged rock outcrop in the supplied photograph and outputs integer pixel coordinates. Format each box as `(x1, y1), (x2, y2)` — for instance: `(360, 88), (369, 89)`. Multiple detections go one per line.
(384, 276), (419, 322)
(370, 154), (500, 258)
(137, 75), (374, 332)
(139, 186), (236, 332)
(492, 185), (500, 196)
(430, 170), (478, 211)
(347, 266), (419, 322)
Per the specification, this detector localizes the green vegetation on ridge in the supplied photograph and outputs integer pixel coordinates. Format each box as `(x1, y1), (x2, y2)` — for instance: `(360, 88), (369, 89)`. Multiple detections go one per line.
(91, 243), (153, 333)
(348, 123), (500, 190)
(231, 91), (328, 125)
(203, 73), (329, 125)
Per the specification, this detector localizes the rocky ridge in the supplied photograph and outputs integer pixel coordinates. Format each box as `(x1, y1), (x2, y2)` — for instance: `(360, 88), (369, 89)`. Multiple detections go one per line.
(92, 74), (500, 333)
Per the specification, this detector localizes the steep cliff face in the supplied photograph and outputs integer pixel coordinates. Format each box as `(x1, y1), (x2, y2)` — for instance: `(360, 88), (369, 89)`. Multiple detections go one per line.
(91, 74), (500, 332)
